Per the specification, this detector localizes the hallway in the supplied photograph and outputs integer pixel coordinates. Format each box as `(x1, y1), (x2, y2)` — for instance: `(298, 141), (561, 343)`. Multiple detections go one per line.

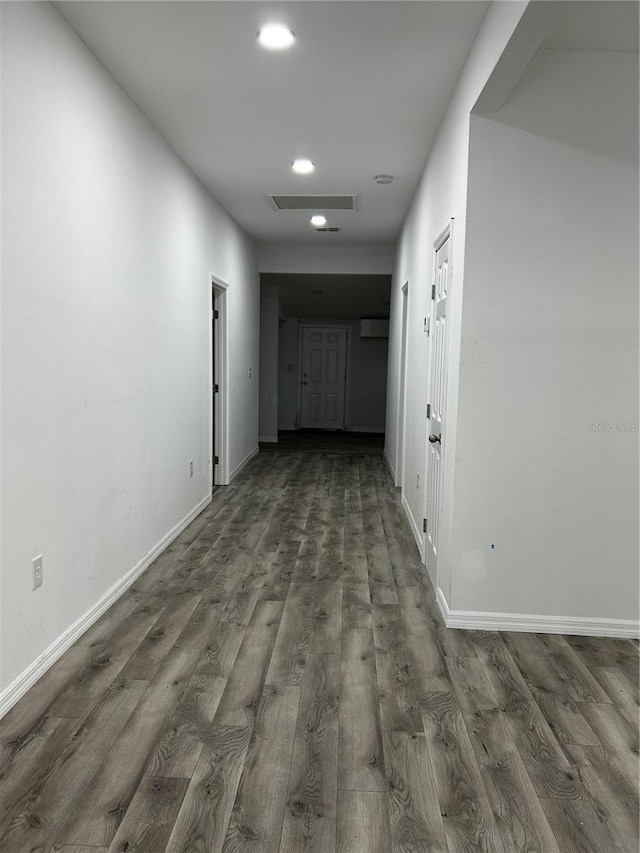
(0, 450), (637, 852)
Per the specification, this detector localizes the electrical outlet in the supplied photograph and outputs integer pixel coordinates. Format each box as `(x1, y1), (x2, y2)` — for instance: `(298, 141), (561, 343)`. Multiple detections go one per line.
(189, 460), (194, 477)
(32, 555), (43, 590)
(248, 366), (252, 378)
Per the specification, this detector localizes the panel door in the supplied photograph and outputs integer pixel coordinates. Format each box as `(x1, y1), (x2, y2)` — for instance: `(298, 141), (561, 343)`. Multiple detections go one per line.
(300, 327), (347, 429)
(425, 229), (450, 578)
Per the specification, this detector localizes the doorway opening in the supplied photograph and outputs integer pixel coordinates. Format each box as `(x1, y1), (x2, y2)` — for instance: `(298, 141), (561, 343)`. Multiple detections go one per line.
(211, 275), (230, 487)
(258, 272), (391, 447)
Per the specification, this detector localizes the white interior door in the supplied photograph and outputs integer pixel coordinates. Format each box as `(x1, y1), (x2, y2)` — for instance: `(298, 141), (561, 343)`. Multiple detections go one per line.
(425, 226), (451, 577)
(300, 327), (347, 429)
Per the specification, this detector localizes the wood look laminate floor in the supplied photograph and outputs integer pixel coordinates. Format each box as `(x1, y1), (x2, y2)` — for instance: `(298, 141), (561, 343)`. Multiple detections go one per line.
(0, 451), (638, 853)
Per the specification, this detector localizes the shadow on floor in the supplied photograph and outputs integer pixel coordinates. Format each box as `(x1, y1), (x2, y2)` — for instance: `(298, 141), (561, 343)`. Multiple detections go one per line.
(259, 430), (384, 455)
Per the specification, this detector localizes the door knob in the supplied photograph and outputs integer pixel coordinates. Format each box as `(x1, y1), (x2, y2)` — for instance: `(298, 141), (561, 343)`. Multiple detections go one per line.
(429, 433), (441, 444)
(302, 381), (308, 385)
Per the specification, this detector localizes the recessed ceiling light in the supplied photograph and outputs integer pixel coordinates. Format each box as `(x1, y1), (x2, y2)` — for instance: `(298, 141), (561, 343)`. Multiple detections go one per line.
(310, 215), (327, 227)
(258, 24), (295, 50)
(292, 159), (315, 175)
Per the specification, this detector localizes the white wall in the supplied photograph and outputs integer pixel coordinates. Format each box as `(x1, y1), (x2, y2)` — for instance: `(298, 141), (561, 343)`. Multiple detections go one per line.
(259, 293), (279, 441)
(386, 0), (639, 632)
(279, 318), (388, 432)
(453, 48), (639, 622)
(348, 329), (389, 432)
(259, 243), (395, 275)
(0, 2), (258, 696)
(278, 317), (300, 430)
(385, 2), (528, 595)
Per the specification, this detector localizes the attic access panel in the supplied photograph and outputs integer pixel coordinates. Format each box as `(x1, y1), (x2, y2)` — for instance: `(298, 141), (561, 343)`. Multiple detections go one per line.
(266, 195), (359, 211)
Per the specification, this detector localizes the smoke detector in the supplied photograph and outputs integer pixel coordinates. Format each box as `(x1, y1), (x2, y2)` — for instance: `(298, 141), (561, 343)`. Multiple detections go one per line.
(374, 174), (394, 185)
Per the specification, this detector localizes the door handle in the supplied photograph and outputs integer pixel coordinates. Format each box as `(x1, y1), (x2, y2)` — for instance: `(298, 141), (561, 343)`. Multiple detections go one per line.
(429, 433), (441, 444)
(302, 381), (308, 385)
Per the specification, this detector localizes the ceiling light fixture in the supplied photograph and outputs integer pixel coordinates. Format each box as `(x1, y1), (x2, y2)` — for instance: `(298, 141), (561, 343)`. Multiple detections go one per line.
(310, 215), (327, 227)
(257, 24), (295, 50)
(292, 159), (315, 175)
(374, 174), (394, 185)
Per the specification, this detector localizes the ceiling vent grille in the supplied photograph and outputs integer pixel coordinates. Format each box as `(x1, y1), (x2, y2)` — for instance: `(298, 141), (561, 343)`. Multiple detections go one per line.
(266, 195), (358, 211)
(315, 227), (342, 233)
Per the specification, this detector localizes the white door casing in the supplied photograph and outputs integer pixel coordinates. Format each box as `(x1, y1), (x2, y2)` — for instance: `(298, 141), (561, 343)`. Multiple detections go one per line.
(300, 327), (347, 429)
(397, 282), (409, 488)
(424, 223), (452, 582)
(211, 275), (230, 486)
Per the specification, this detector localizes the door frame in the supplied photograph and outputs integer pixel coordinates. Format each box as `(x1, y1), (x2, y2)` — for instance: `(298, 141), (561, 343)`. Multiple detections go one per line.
(423, 219), (454, 588)
(396, 281), (409, 487)
(296, 323), (350, 430)
(211, 275), (230, 486)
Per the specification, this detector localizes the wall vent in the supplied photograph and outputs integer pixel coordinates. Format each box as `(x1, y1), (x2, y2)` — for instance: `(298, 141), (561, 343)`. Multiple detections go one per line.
(315, 227), (342, 233)
(266, 194), (358, 211)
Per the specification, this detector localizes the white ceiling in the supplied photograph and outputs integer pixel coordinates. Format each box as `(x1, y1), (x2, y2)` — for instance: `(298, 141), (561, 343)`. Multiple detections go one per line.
(55, 1), (490, 246)
(542, 1), (639, 52)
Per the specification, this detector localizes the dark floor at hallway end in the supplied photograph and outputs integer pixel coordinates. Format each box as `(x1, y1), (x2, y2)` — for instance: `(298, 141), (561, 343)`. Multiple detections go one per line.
(0, 450), (637, 852)
(260, 429), (384, 455)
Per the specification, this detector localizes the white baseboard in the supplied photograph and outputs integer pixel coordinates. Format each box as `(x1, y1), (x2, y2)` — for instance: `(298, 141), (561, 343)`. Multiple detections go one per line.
(437, 587), (640, 639)
(401, 493), (425, 561)
(229, 445), (259, 482)
(0, 494), (212, 720)
(259, 435), (278, 443)
(436, 586), (451, 623)
(383, 448), (396, 484)
(346, 426), (385, 433)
